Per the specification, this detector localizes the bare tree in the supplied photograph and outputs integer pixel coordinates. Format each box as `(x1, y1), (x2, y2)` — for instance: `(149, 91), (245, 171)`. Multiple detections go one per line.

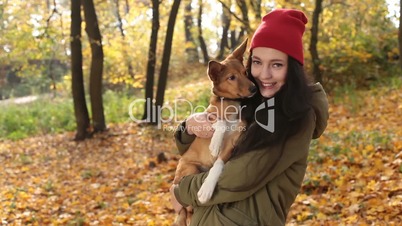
(112, 0), (135, 78)
(71, 0), (90, 140)
(197, 0), (209, 64)
(217, 0), (251, 32)
(142, 0), (160, 122)
(250, 0), (262, 21)
(184, 0), (199, 63)
(124, 0), (130, 13)
(82, 0), (106, 132)
(70, 0), (106, 140)
(234, 0), (250, 41)
(217, 3), (231, 60)
(154, 0), (181, 123)
(309, 0), (323, 84)
(217, 0), (251, 58)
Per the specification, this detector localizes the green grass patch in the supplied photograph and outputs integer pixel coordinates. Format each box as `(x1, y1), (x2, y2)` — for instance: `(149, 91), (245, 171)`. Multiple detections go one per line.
(0, 97), (75, 140)
(0, 81), (211, 140)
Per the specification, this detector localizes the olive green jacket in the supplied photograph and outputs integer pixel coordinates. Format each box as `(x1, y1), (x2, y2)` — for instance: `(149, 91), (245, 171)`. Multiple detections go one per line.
(173, 83), (329, 226)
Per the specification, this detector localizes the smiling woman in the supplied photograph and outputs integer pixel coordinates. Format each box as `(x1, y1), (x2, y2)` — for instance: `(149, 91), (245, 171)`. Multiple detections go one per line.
(171, 9), (329, 226)
(250, 48), (288, 98)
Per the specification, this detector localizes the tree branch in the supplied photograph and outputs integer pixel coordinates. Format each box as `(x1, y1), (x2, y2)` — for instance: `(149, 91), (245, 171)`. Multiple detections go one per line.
(216, 0), (251, 32)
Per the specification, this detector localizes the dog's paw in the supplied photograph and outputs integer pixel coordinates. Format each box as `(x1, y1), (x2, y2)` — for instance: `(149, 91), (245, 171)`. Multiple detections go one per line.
(209, 139), (221, 157)
(197, 180), (215, 204)
(197, 158), (224, 203)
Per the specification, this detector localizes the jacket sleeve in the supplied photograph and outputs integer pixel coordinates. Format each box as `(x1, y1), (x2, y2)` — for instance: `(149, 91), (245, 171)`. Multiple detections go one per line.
(311, 83), (329, 139)
(174, 121), (196, 155)
(174, 110), (316, 207)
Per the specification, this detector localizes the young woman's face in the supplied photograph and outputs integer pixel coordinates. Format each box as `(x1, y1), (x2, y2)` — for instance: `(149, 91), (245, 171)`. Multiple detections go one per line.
(251, 47), (288, 98)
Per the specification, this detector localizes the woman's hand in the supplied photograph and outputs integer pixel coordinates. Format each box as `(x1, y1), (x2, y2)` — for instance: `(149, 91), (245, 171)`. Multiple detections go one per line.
(170, 184), (183, 213)
(185, 112), (216, 139)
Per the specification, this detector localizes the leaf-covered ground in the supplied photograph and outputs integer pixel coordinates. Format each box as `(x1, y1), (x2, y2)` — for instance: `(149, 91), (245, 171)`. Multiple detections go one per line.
(1, 87), (401, 225)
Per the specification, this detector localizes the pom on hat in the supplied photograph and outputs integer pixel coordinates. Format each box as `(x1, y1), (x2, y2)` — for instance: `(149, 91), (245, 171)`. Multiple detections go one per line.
(250, 9), (308, 65)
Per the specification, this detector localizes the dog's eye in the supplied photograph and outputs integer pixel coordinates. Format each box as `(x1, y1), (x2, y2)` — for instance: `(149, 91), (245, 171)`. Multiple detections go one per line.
(228, 75), (236, 81)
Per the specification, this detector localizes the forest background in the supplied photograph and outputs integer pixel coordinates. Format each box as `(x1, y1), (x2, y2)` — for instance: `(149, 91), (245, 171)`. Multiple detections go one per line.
(0, 0), (401, 225)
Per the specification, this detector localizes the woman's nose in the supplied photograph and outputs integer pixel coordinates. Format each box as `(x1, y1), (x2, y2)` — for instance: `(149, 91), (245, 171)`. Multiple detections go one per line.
(261, 66), (272, 79)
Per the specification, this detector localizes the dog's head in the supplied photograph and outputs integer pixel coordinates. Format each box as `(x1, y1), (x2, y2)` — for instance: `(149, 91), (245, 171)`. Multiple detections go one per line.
(207, 38), (257, 99)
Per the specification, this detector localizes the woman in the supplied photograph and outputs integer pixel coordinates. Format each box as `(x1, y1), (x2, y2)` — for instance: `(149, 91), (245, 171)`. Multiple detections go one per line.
(171, 9), (329, 225)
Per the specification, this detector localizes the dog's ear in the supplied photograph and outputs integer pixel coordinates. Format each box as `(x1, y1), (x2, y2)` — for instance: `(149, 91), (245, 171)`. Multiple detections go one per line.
(207, 60), (224, 82)
(230, 38), (248, 62)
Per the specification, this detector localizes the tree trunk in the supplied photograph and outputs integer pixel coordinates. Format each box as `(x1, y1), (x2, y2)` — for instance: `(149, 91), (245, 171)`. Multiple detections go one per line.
(230, 28), (245, 51)
(309, 0), (323, 84)
(250, 0), (261, 21)
(234, 0), (250, 48)
(124, 0), (130, 14)
(399, 0), (402, 70)
(142, 0), (160, 122)
(184, 0), (199, 63)
(155, 0), (181, 125)
(217, 4), (231, 60)
(82, 0), (106, 132)
(236, 0), (251, 33)
(113, 0), (135, 79)
(197, 0), (209, 65)
(71, 0), (90, 140)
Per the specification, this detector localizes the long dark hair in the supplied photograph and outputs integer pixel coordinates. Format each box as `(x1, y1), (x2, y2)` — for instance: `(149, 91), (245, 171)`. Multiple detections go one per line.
(233, 55), (313, 157)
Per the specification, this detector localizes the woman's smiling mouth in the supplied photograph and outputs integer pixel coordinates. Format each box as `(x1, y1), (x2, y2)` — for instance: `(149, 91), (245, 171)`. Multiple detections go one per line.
(260, 81), (277, 88)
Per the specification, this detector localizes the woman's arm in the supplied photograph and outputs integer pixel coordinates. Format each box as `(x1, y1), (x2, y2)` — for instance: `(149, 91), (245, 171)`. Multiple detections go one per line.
(174, 112), (216, 155)
(174, 121), (196, 155)
(174, 110), (317, 207)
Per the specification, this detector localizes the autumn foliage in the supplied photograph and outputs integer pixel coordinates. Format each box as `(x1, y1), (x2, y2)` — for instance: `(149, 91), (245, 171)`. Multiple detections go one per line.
(1, 85), (402, 225)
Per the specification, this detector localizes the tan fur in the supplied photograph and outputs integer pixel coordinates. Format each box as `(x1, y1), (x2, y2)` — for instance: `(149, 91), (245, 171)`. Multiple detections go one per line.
(172, 39), (256, 226)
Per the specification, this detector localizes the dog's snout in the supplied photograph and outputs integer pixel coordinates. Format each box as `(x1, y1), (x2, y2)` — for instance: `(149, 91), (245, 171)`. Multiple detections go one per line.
(249, 85), (257, 94)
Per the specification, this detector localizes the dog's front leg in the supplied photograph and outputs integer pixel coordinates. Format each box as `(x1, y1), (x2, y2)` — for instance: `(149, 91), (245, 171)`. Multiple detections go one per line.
(209, 120), (226, 157)
(197, 158), (224, 204)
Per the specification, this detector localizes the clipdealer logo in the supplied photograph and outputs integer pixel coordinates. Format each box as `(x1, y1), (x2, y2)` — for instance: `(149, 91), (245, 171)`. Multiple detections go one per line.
(128, 97), (275, 133)
(254, 98), (275, 133)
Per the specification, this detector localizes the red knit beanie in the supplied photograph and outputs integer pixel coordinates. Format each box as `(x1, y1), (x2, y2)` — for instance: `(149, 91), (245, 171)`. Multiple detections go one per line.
(250, 9), (308, 65)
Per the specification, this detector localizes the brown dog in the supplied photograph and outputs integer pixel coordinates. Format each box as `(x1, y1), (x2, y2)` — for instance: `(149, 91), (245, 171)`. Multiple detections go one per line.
(172, 39), (256, 226)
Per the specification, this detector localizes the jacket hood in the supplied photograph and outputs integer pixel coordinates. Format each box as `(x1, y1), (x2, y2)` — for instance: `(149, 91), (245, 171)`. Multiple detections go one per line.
(310, 83), (329, 139)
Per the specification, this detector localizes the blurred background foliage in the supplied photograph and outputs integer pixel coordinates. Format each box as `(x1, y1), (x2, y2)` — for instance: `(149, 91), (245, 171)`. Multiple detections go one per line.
(0, 0), (400, 97)
(0, 0), (401, 139)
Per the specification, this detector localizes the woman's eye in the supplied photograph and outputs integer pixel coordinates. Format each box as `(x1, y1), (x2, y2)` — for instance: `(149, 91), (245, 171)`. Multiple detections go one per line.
(228, 75), (236, 80)
(272, 63), (283, 68)
(252, 60), (261, 65)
